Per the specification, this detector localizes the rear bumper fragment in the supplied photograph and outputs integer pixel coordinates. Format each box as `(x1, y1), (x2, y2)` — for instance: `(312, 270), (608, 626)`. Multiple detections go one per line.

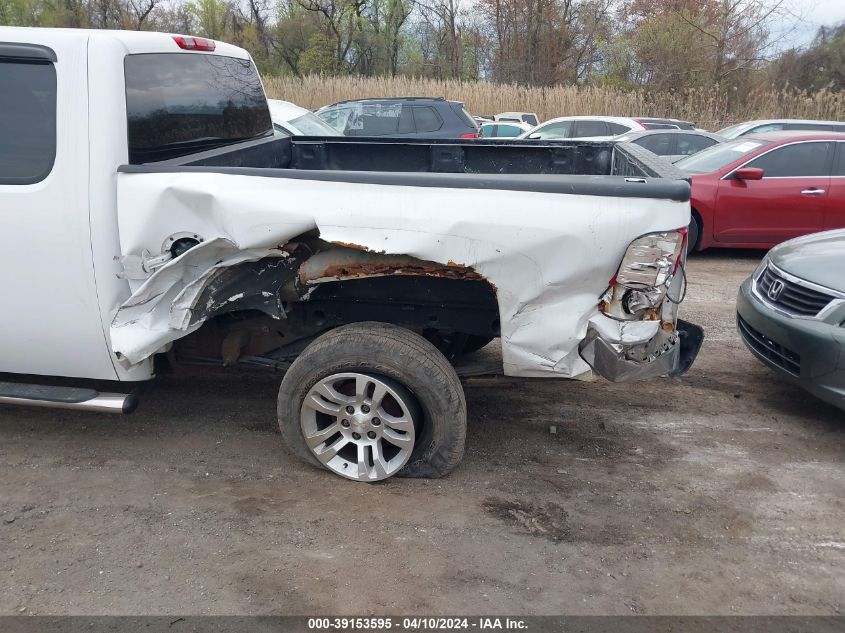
(580, 318), (703, 383)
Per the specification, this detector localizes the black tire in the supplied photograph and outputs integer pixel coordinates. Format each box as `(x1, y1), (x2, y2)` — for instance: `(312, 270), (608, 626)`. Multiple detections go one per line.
(277, 321), (467, 480)
(687, 215), (701, 255)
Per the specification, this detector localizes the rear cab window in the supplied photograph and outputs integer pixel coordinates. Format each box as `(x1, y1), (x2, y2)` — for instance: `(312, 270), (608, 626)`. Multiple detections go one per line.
(124, 53), (272, 163)
(0, 46), (57, 184)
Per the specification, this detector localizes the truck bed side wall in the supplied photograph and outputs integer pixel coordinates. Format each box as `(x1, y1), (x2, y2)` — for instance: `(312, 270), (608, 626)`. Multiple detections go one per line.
(114, 166), (690, 378)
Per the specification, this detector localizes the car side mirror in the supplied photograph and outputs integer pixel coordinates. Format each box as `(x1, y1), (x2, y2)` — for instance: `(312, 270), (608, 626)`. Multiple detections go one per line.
(527, 133), (541, 139)
(734, 167), (764, 181)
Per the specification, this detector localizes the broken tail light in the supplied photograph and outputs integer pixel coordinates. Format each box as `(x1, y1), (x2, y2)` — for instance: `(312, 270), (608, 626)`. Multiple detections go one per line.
(600, 230), (686, 321)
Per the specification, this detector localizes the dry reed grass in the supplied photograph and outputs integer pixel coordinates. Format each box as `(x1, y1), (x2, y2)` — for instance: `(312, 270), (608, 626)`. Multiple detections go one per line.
(263, 75), (845, 129)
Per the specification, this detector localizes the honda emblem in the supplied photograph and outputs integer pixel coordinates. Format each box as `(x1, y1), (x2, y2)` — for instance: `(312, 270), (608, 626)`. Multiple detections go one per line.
(767, 279), (785, 301)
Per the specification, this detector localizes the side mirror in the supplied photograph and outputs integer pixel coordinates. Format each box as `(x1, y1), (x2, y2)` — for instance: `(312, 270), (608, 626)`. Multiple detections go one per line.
(734, 167), (764, 181)
(527, 133), (541, 139)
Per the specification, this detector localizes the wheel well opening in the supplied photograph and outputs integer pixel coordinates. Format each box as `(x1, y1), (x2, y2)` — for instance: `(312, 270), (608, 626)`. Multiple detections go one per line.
(170, 254), (501, 369)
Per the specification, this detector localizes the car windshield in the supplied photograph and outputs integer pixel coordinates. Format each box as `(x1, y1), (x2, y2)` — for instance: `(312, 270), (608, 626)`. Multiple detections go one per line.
(715, 122), (751, 138)
(316, 106), (351, 132)
(675, 139), (767, 173)
(290, 112), (342, 136)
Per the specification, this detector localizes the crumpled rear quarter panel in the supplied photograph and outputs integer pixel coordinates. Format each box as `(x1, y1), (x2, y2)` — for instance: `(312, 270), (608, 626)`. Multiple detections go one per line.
(113, 171), (690, 377)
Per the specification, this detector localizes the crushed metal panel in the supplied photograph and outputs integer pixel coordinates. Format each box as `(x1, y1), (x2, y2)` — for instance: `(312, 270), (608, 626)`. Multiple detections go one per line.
(114, 171), (690, 377)
(111, 238), (286, 364)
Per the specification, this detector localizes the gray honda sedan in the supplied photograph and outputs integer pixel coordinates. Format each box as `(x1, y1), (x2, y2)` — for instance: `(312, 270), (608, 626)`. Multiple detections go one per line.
(737, 229), (845, 410)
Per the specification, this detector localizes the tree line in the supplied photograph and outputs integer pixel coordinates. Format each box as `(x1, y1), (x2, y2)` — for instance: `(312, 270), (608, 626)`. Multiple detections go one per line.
(2, 0), (843, 96)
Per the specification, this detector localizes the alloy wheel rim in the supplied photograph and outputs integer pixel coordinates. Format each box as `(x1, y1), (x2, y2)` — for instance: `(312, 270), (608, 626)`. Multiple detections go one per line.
(300, 372), (417, 481)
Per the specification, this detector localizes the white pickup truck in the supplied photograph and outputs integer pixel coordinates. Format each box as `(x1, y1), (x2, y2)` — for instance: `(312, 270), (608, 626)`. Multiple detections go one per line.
(0, 27), (703, 482)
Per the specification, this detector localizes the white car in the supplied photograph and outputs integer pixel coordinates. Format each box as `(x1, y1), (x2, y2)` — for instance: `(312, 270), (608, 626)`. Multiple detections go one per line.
(716, 119), (845, 139)
(0, 27), (701, 482)
(494, 112), (539, 126)
(268, 99), (341, 136)
(479, 121), (532, 138)
(519, 116), (646, 141)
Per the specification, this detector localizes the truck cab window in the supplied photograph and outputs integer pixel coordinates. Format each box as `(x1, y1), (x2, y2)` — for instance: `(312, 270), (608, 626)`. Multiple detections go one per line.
(124, 53), (272, 163)
(0, 60), (56, 184)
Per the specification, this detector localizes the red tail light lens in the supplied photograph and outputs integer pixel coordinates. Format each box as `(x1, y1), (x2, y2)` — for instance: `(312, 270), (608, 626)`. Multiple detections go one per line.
(173, 35), (216, 52)
(460, 132), (480, 139)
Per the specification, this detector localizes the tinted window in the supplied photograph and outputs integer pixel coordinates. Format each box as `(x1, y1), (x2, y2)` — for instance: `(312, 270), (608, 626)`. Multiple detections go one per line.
(413, 106), (442, 133)
(607, 122), (632, 135)
(835, 144), (845, 176)
(522, 114), (538, 126)
(833, 143), (845, 176)
(479, 124), (496, 137)
(532, 121), (571, 139)
(635, 133), (673, 155)
(496, 124), (523, 137)
(125, 53), (271, 163)
(746, 142), (833, 177)
(574, 120), (608, 137)
(0, 60), (56, 183)
(676, 134), (717, 156)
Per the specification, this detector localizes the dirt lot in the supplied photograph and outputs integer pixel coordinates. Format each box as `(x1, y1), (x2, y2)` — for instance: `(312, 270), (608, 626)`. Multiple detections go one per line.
(1, 250), (843, 616)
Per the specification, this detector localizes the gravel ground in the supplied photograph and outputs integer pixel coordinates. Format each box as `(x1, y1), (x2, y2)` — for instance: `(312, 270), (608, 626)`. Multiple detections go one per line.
(0, 250), (843, 615)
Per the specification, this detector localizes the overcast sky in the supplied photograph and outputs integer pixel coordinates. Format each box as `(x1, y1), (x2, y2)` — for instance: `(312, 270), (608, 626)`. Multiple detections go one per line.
(780, 0), (845, 48)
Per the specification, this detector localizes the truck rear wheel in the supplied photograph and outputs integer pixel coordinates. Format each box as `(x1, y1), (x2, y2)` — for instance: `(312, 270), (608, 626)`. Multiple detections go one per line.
(277, 322), (467, 482)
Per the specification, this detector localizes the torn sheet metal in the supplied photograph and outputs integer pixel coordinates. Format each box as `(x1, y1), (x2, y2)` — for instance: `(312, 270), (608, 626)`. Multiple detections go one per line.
(298, 247), (484, 284)
(111, 238), (287, 364)
(113, 170), (690, 377)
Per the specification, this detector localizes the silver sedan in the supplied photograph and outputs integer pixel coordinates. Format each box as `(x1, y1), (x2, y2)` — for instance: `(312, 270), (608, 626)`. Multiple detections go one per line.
(616, 129), (725, 162)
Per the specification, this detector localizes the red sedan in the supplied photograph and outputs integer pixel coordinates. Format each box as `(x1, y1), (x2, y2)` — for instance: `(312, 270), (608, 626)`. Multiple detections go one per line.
(676, 131), (845, 251)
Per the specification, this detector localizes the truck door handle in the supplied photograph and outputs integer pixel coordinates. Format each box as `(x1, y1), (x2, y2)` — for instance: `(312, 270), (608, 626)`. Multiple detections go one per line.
(801, 188), (826, 196)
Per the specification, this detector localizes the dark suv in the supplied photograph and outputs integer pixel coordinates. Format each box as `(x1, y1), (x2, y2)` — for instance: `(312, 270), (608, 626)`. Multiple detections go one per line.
(315, 97), (480, 138)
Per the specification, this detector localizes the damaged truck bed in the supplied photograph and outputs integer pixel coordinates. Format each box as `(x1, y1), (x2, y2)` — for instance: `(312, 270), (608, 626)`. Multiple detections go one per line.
(115, 135), (697, 380)
(1, 27), (702, 481)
